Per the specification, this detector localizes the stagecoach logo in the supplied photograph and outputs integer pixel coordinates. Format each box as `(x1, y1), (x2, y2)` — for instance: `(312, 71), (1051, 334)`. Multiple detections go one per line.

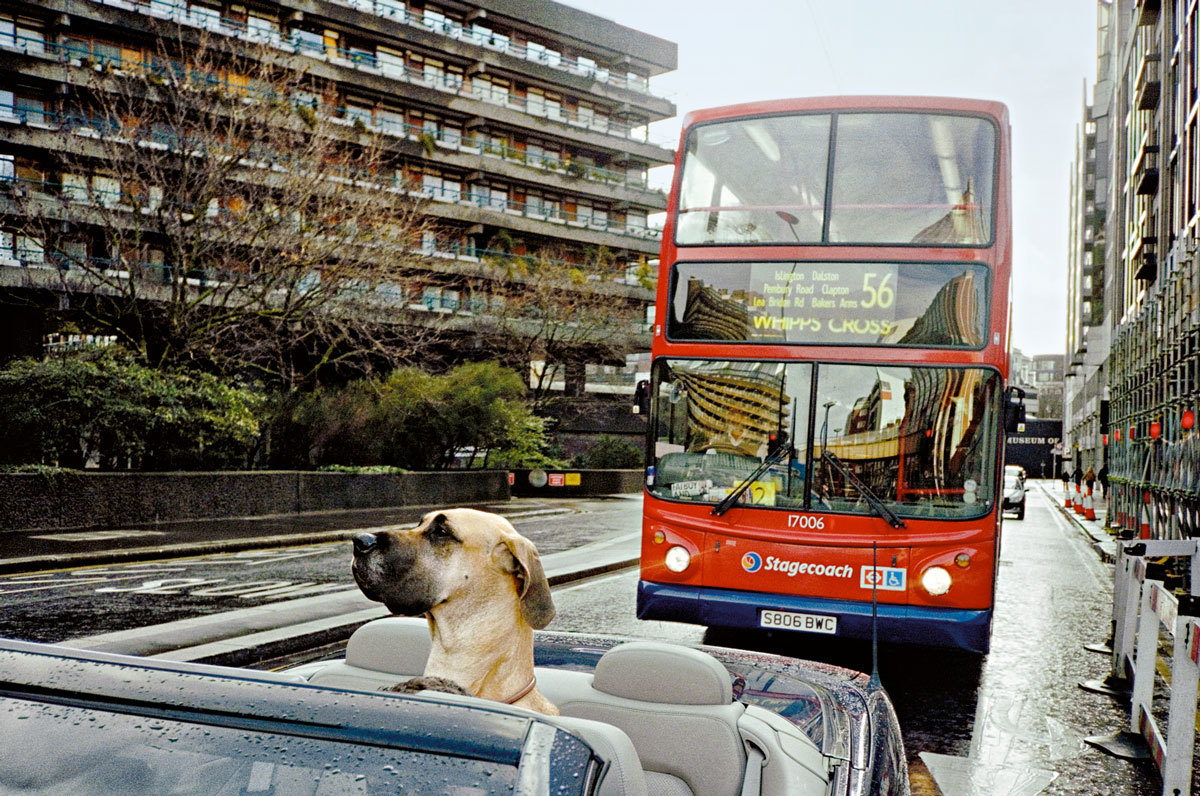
(741, 552), (854, 579)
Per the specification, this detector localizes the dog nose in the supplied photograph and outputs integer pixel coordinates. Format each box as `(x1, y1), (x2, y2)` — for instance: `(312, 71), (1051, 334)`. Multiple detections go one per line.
(353, 533), (378, 554)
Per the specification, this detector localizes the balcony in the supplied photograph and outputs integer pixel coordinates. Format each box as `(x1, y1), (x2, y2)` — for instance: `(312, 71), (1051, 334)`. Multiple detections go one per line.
(1136, 54), (1161, 111)
(1133, 235), (1157, 281)
(1135, 144), (1159, 195)
(1136, 0), (1161, 26)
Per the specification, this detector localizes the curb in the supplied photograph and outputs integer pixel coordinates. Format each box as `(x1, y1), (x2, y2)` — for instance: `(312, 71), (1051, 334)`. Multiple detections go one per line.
(1040, 483), (1119, 563)
(0, 506), (575, 576)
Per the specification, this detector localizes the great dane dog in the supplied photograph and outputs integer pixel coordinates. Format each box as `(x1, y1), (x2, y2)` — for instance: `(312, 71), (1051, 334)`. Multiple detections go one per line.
(351, 508), (559, 715)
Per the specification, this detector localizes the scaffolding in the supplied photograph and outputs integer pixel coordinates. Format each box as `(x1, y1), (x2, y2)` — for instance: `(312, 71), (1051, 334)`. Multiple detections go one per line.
(1108, 248), (1200, 545)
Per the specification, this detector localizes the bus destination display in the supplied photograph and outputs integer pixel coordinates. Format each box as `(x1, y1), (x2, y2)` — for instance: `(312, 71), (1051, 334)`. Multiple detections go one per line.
(669, 261), (989, 348)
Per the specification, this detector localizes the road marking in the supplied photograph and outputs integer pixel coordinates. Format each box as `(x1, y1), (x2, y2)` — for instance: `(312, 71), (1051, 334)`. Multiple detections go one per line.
(921, 673), (1083, 794)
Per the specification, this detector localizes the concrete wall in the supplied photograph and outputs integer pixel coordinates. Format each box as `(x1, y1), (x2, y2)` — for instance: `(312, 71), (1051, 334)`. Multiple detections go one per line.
(509, 469), (642, 497)
(0, 470), (509, 532)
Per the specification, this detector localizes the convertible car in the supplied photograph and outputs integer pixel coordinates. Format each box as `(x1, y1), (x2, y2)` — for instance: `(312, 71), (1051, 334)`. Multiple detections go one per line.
(0, 618), (908, 795)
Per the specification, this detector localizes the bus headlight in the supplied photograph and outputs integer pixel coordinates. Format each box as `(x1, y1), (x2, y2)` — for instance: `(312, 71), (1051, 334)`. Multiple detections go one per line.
(920, 566), (952, 596)
(664, 546), (692, 573)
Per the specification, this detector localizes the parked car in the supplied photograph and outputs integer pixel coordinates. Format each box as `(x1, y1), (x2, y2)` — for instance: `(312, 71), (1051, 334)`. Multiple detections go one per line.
(0, 618), (910, 796)
(1002, 473), (1027, 519)
(1004, 464), (1026, 486)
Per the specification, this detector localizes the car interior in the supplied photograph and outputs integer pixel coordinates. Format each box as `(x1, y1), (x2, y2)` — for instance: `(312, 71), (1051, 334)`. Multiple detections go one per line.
(298, 617), (835, 796)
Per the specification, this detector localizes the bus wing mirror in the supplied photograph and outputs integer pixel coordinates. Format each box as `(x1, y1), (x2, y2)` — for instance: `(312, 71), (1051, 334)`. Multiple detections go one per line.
(1004, 387), (1026, 433)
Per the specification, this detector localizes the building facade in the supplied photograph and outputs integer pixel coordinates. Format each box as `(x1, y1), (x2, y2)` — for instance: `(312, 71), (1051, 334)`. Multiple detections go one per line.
(1071, 0), (1200, 532)
(0, 0), (676, 391)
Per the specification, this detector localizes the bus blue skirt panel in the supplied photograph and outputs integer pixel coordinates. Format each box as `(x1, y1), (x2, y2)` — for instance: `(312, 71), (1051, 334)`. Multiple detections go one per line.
(637, 580), (992, 654)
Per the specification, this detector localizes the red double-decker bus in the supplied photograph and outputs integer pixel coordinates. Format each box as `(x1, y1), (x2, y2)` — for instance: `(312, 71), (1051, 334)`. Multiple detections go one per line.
(638, 96), (1015, 654)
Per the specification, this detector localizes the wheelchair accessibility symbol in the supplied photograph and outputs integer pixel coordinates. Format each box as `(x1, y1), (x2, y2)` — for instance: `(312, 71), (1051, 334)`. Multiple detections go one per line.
(859, 566), (906, 591)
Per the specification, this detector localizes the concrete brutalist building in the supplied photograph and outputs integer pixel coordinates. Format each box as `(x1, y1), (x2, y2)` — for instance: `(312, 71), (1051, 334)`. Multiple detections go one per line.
(0, 0), (676, 393)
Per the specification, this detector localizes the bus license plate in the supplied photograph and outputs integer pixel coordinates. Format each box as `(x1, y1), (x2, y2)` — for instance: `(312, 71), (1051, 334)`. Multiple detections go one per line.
(759, 610), (837, 634)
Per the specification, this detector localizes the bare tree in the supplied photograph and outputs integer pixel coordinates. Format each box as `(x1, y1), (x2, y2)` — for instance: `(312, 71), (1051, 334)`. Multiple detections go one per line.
(8, 26), (442, 388)
(471, 240), (649, 407)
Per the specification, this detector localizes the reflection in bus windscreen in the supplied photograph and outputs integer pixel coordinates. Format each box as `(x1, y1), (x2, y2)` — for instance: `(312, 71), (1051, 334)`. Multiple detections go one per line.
(669, 261), (989, 347)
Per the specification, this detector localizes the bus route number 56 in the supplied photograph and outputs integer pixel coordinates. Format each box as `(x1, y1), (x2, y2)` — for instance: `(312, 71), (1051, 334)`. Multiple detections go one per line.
(788, 515), (825, 529)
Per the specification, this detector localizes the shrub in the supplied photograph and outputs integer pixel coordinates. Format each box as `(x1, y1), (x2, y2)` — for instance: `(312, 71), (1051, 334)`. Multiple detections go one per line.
(0, 348), (263, 470)
(573, 435), (642, 469)
(286, 361), (563, 470)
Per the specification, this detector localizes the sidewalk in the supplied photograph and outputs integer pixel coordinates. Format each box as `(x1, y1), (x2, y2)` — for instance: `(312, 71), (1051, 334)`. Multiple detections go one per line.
(1036, 480), (1120, 562)
(48, 497), (642, 666)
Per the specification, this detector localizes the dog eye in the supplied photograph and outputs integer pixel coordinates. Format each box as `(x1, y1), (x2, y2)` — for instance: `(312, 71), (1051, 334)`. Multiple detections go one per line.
(424, 526), (458, 545)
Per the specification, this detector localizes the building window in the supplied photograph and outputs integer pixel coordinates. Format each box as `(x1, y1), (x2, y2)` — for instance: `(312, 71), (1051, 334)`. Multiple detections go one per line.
(17, 234), (44, 265)
(291, 28), (324, 55)
(63, 173), (89, 202)
(246, 10), (280, 42)
(377, 107), (405, 137)
(0, 154), (12, 181)
(377, 46), (405, 78)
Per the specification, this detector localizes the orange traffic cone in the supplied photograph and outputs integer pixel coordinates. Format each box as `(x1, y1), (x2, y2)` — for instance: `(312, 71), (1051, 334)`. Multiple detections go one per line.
(1073, 483), (1084, 514)
(1084, 487), (1096, 520)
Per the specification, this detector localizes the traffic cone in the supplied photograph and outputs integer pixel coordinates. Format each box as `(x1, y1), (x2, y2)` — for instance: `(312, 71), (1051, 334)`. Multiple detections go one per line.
(1084, 487), (1096, 520)
(1074, 483), (1084, 514)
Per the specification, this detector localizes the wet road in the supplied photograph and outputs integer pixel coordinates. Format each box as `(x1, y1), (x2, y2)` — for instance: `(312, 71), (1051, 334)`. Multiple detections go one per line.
(546, 486), (1160, 796)
(0, 488), (1164, 794)
(0, 497), (639, 643)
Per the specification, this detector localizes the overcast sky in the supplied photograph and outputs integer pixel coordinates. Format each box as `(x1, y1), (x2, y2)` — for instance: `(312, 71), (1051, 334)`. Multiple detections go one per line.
(564, 0), (1099, 357)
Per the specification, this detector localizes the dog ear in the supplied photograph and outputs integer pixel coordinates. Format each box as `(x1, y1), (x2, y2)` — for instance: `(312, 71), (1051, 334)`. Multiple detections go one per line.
(494, 536), (556, 629)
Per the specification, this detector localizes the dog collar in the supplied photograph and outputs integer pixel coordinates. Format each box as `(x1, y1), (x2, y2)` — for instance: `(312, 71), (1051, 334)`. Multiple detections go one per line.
(502, 676), (537, 705)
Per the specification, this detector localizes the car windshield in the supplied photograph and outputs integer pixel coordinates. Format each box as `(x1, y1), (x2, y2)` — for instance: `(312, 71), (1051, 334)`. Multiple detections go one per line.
(0, 695), (520, 795)
(676, 111), (997, 246)
(1004, 476), (1021, 490)
(649, 359), (1001, 520)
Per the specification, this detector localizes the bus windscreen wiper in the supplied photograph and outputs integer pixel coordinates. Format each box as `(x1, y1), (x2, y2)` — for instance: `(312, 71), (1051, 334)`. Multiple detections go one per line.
(711, 435), (790, 516)
(820, 449), (906, 529)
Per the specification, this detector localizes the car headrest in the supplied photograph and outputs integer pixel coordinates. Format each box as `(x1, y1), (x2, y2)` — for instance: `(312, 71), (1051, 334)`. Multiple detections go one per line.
(345, 617), (431, 675)
(592, 641), (731, 705)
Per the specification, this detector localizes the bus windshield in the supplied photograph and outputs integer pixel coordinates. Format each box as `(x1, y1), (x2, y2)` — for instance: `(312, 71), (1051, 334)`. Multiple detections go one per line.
(649, 359), (1001, 520)
(676, 111), (996, 246)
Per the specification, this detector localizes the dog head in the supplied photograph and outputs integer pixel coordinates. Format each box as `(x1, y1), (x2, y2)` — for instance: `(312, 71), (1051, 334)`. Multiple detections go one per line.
(351, 508), (555, 629)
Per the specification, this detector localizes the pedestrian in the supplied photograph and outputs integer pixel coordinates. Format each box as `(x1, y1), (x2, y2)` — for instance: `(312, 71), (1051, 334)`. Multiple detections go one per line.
(1098, 464), (1108, 498)
(1084, 466), (1096, 496)
(1073, 468), (1082, 491)
(1061, 467), (1070, 494)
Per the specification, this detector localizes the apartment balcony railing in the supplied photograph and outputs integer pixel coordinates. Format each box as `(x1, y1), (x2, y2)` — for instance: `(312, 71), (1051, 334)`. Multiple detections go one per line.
(1136, 0), (1161, 27)
(6, 32), (666, 150)
(1134, 143), (1159, 196)
(0, 102), (664, 243)
(1, 170), (658, 284)
(1135, 53), (1161, 111)
(72, 0), (671, 145)
(3, 37), (665, 196)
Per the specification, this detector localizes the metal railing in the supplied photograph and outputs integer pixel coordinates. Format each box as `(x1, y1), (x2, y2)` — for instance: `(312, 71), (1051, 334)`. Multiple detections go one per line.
(1, 92), (662, 241)
(3, 35), (662, 195)
(68, 0), (671, 146)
